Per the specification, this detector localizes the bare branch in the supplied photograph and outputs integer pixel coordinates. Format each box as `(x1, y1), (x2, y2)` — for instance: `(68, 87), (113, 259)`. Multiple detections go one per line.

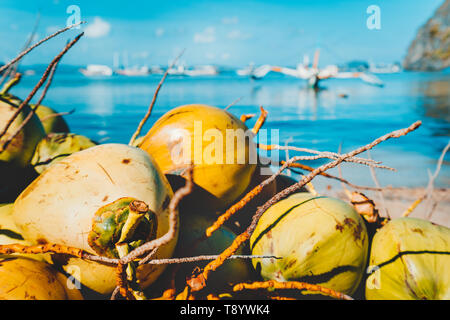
(0, 33), (84, 152)
(187, 121), (421, 293)
(0, 22), (85, 74)
(1, 62), (59, 152)
(128, 49), (185, 146)
(425, 140), (450, 219)
(367, 150), (390, 219)
(141, 254), (280, 265)
(225, 96), (243, 111)
(258, 143), (394, 170)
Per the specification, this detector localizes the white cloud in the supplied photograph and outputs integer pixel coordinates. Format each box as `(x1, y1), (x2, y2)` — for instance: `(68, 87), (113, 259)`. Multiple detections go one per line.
(84, 17), (111, 38)
(155, 28), (165, 37)
(221, 53), (230, 60)
(194, 27), (215, 44)
(227, 29), (252, 40)
(222, 16), (239, 25)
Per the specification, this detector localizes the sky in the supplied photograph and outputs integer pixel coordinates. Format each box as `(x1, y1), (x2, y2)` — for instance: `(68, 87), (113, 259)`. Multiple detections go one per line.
(0, 0), (445, 67)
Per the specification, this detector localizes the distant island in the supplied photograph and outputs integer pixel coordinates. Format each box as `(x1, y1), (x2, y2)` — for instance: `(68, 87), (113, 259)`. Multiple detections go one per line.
(403, 0), (450, 71)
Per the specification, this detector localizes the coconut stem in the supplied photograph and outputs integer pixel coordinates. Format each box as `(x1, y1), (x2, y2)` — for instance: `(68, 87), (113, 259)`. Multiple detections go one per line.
(114, 200), (151, 300)
(116, 243), (146, 300)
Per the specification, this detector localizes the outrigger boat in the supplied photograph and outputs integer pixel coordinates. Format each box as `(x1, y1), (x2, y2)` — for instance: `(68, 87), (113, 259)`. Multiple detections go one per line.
(252, 50), (384, 88)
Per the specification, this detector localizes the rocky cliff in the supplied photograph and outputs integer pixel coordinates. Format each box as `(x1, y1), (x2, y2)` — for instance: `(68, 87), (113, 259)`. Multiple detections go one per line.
(403, 0), (450, 71)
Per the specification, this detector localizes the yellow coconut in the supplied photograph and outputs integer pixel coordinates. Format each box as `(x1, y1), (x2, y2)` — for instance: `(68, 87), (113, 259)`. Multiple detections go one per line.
(250, 192), (369, 296)
(12, 143), (177, 295)
(0, 203), (50, 262)
(140, 104), (257, 210)
(0, 204), (24, 244)
(0, 256), (83, 300)
(34, 105), (70, 134)
(31, 132), (97, 174)
(366, 217), (450, 300)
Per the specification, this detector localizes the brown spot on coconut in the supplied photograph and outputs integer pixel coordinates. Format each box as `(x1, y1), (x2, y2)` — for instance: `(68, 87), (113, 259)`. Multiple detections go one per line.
(366, 217), (450, 300)
(139, 104), (257, 211)
(250, 192), (369, 296)
(0, 257), (83, 300)
(11, 144), (177, 295)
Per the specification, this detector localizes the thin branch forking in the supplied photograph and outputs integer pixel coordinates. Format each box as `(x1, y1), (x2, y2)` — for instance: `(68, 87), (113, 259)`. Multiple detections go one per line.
(0, 61), (59, 152)
(187, 120), (422, 294)
(0, 33), (84, 152)
(0, 21), (85, 74)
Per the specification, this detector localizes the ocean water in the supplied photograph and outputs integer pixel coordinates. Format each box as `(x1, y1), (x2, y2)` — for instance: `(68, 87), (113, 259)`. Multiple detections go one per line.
(11, 69), (450, 189)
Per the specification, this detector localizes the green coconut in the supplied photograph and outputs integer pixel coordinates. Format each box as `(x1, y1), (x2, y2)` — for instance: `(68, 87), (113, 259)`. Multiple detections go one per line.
(0, 74), (23, 107)
(34, 105), (70, 134)
(31, 132), (97, 174)
(250, 192), (369, 296)
(173, 211), (254, 291)
(366, 217), (450, 300)
(0, 98), (45, 168)
(0, 98), (45, 201)
(12, 144), (177, 295)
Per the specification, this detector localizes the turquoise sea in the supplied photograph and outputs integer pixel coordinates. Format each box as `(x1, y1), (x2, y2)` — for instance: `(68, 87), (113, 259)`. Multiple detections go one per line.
(11, 68), (450, 189)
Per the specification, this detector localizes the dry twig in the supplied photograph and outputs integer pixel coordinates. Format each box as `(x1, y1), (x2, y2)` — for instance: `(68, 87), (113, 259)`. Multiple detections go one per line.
(240, 114), (256, 122)
(403, 140), (449, 218)
(225, 96), (243, 111)
(0, 22), (85, 74)
(0, 33), (84, 152)
(251, 106), (268, 135)
(128, 50), (185, 146)
(367, 150), (390, 219)
(186, 121), (421, 293)
(258, 143), (393, 170)
(233, 280), (354, 300)
(1, 62), (59, 152)
(279, 160), (383, 191)
(425, 140), (450, 219)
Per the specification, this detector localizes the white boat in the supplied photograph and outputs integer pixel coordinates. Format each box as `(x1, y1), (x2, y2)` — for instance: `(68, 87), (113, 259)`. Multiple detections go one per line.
(369, 62), (401, 74)
(150, 65), (164, 74)
(79, 64), (113, 77)
(184, 65), (218, 76)
(236, 63), (255, 76)
(253, 50), (384, 88)
(236, 63), (273, 79)
(115, 66), (150, 76)
(23, 69), (36, 76)
(167, 64), (186, 76)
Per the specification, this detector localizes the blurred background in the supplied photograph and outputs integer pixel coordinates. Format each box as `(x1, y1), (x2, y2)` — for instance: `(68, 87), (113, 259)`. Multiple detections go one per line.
(1, 0), (449, 189)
